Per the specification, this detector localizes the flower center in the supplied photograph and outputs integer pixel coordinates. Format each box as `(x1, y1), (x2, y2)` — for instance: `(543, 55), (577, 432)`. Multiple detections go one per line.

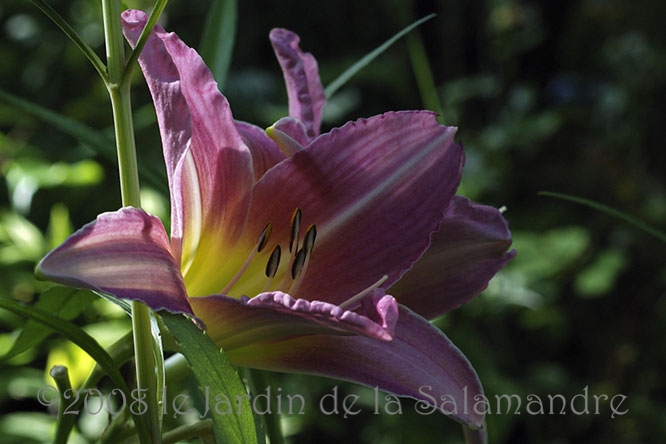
(219, 208), (317, 298)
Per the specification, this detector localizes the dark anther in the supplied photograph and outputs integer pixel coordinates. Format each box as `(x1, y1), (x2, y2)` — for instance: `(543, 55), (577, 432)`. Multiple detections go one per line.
(265, 245), (281, 278)
(289, 208), (302, 253)
(291, 248), (307, 279)
(257, 223), (272, 252)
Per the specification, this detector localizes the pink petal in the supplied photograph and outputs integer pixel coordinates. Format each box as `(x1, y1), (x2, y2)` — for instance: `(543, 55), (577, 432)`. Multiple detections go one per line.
(235, 121), (286, 181)
(36, 208), (192, 314)
(121, 10), (253, 287)
(190, 290), (398, 347)
(238, 111), (463, 305)
(216, 304), (486, 430)
(391, 196), (515, 319)
(269, 28), (326, 139)
(271, 116), (310, 148)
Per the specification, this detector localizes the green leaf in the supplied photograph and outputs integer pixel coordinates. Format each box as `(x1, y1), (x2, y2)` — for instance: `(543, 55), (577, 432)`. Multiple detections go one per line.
(4, 287), (94, 360)
(0, 87), (165, 189)
(540, 191), (666, 244)
(325, 14), (436, 98)
(29, 0), (107, 81)
(0, 210), (45, 264)
(47, 204), (74, 249)
(199, 0), (237, 89)
(0, 298), (151, 442)
(162, 313), (258, 444)
(122, 0), (170, 86)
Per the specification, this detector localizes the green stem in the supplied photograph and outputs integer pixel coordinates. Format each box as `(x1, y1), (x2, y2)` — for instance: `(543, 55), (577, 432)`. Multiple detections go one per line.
(102, 0), (162, 443)
(109, 82), (142, 206)
(50, 366), (76, 444)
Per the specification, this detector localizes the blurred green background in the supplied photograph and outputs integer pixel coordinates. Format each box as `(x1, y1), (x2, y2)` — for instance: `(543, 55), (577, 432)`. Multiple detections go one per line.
(1, 0), (665, 442)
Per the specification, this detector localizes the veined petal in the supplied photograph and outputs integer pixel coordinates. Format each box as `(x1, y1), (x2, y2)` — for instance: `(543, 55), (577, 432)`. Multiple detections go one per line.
(217, 305), (486, 430)
(121, 10), (253, 289)
(235, 121), (286, 181)
(189, 290), (398, 349)
(270, 28), (326, 139)
(391, 196), (515, 319)
(233, 111), (463, 305)
(36, 208), (192, 314)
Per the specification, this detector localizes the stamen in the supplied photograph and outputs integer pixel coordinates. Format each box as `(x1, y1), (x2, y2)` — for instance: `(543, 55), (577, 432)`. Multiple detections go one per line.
(303, 224), (317, 255)
(291, 248), (307, 279)
(265, 245), (282, 278)
(220, 224), (272, 294)
(287, 225), (317, 296)
(262, 245), (282, 292)
(289, 208), (302, 253)
(338, 275), (389, 310)
(257, 223), (272, 252)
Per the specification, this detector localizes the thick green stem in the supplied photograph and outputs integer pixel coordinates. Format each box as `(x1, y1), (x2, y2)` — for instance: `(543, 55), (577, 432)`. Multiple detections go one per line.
(108, 83), (141, 206)
(102, 0), (162, 443)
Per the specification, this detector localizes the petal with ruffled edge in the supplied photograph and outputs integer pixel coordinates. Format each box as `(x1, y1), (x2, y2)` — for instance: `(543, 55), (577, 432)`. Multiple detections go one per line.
(270, 28), (326, 139)
(190, 289), (398, 350)
(35, 208), (192, 314)
(194, 300), (485, 430)
(121, 10), (253, 293)
(391, 196), (515, 319)
(227, 111), (463, 304)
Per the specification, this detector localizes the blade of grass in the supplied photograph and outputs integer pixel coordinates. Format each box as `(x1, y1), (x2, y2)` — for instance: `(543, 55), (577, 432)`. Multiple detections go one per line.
(122, 0), (170, 86)
(199, 0), (237, 89)
(324, 13), (436, 98)
(540, 191), (666, 244)
(407, 31), (444, 122)
(0, 298), (150, 441)
(29, 0), (107, 81)
(0, 87), (165, 189)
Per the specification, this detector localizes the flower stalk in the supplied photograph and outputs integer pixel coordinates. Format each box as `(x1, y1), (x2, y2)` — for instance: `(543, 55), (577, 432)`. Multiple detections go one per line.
(102, 0), (161, 442)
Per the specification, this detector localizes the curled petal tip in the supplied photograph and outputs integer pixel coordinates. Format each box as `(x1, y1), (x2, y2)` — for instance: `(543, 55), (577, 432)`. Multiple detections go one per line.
(37, 208), (193, 315)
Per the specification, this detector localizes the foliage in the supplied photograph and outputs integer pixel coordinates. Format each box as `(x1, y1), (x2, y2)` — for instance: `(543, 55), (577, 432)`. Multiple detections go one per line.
(2, 0), (665, 442)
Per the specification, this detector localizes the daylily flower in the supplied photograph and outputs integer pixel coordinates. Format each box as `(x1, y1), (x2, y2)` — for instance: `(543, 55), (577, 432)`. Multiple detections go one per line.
(37, 9), (514, 436)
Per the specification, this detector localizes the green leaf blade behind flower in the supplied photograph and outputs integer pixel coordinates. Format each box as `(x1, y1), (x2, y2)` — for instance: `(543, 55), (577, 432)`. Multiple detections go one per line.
(0, 298), (151, 442)
(324, 14), (436, 98)
(28, 0), (107, 81)
(4, 287), (95, 360)
(161, 313), (259, 444)
(199, 0), (238, 90)
(540, 191), (666, 244)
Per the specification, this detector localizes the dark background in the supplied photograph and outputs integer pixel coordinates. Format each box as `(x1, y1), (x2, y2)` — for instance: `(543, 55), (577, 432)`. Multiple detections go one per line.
(1, 0), (665, 442)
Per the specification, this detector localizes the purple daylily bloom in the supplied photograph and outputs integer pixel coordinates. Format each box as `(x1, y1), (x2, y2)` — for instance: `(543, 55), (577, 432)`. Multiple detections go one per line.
(36, 9), (514, 434)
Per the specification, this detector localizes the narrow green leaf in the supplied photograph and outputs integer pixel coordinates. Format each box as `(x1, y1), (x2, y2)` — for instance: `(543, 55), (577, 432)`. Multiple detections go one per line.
(122, 0), (170, 86)
(199, 0), (237, 89)
(0, 299), (118, 380)
(151, 310), (166, 433)
(162, 313), (258, 444)
(29, 0), (107, 81)
(0, 298), (151, 441)
(540, 191), (666, 244)
(407, 31), (444, 122)
(4, 287), (94, 360)
(324, 14), (436, 98)
(0, 87), (165, 189)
